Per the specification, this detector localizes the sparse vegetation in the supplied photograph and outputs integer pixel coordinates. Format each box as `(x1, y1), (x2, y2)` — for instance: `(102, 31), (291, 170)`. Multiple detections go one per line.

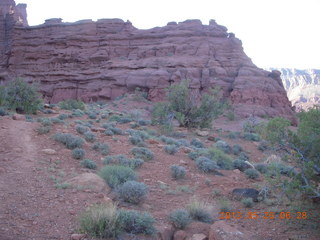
(72, 148), (86, 159)
(116, 180), (148, 204)
(99, 165), (137, 188)
(164, 145), (178, 155)
(186, 198), (213, 223)
(80, 159), (97, 169)
(170, 165), (186, 179)
(84, 131), (96, 142)
(59, 99), (85, 110)
(242, 198), (254, 208)
(131, 147), (154, 161)
(169, 209), (192, 229)
(244, 168), (260, 179)
(196, 156), (219, 173)
(52, 133), (85, 149)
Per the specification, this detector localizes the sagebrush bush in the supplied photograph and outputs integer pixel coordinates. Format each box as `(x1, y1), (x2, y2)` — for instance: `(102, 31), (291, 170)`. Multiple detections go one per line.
(52, 133), (85, 149)
(242, 198), (254, 208)
(116, 180), (148, 204)
(170, 165), (186, 179)
(164, 145), (178, 155)
(72, 148), (86, 159)
(129, 135), (144, 146)
(233, 159), (248, 172)
(118, 210), (156, 235)
(109, 127), (123, 135)
(84, 131), (96, 142)
(59, 99), (85, 110)
(186, 198), (213, 223)
(76, 124), (90, 134)
(152, 80), (225, 128)
(131, 147), (154, 161)
(215, 140), (231, 154)
(190, 138), (204, 148)
(208, 147), (233, 170)
(232, 144), (242, 155)
(244, 168), (260, 179)
(80, 159), (97, 169)
(103, 155), (144, 169)
(37, 126), (51, 134)
(243, 132), (260, 141)
(1, 78), (42, 114)
(254, 163), (269, 174)
(78, 203), (120, 238)
(99, 165), (137, 188)
(196, 157), (219, 173)
(92, 142), (110, 156)
(169, 209), (192, 229)
(188, 151), (201, 160)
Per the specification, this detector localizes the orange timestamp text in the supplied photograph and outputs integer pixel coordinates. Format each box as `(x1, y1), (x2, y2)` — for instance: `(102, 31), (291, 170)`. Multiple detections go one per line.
(219, 211), (308, 220)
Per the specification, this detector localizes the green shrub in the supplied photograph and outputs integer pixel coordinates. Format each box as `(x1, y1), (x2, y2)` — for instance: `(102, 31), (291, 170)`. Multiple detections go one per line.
(109, 127), (123, 135)
(2, 78), (42, 114)
(108, 114), (121, 122)
(92, 142), (110, 156)
(52, 133), (85, 149)
(76, 124), (90, 134)
(258, 117), (290, 145)
(84, 131), (96, 142)
(80, 159), (97, 169)
(99, 165), (137, 188)
(214, 140), (231, 154)
(131, 147), (154, 161)
(218, 198), (232, 212)
(186, 198), (213, 223)
(170, 165), (186, 179)
(137, 119), (151, 126)
(59, 99), (85, 110)
(232, 144), (242, 155)
(72, 109), (84, 117)
(152, 80), (225, 128)
(258, 140), (269, 151)
(241, 198), (254, 208)
(103, 155), (144, 169)
(118, 116), (132, 124)
(118, 210), (156, 235)
(72, 148), (85, 159)
(104, 129), (114, 136)
(0, 107), (8, 116)
(169, 209), (192, 229)
(164, 145), (178, 155)
(129, 135), (144, 145)
(188, 151), (201, 160)
(190, 138), (204, 148)
(244, 168), (260, 179)
(243, 132), (260, 141)
(78, 203), (120, 238)
(58, 113), (69, 120)
(116, 181), (148, 204)
(207, 147), (233, 170)
(196, 157), (219, 173)
(254, 163), (269, 174)
(228, 131), (240, 139)
(233, 159), (248, 172)
(37, 126), (51, 134)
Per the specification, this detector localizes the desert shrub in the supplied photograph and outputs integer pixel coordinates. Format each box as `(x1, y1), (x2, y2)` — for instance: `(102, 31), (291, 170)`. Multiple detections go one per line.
(207, 147), (233, 170)
(186, 198), (213, 223)
(169, 209), (192, 229)
(243, 132), (260, 141)
(101, 122), (116, 129)
(258, 117), (291, 145)
(2, 78), (42, 114)
(131, 147), (154, 161)
(109, 127), (123, 135)
(118, 210), (156, 235)
(244, 168), (260, 179)
(267, 162), (296, 176)
(116, 180), (148, 204)
(108, 114), (121, 122)
(170, 165), (186, 179)
(59, 99), (85, 110)
(50, 117), (64, 124)
(104, 129), (114, 136)
(72, 148), (86, 159)
(37, 117), (52, 127)
(80, 159), (97, 169)
(157, 80), (226, 128)
(160, 136), (179, 146)
(78, 203), (120, 238)
(164, 145), (178, 155)
(254, 163), (269, 174)
(137, 119), (151, 126)
(87, 112), (98, 119)
(258, 140), (269, 151)
(228, 131), (240, 139)
(99, 165), (137, 188)
(0, 107), (8, 116)
(76, 124), (90, 134)
(104, 155), (144, 169)
(196, 156), (219, 173)
(188, 151), (201, 160)
(129, 135), (143, 146)
(215, 140), (231, 154)
(242, 116), (260, 133)
(242, 198), (254, 208)
(232, 144), (243, 155)
(84, 131), (96, 142)
(36, 126), (51, 134)
(72, 109), (84, 117)
(92, 142), (110, 156)
(219, 198), (232, 212)
(190, 138), (204, 148)
(118, 116), (132, 124)
(233, 159), (248, 172)
(238, 152), (249, 161)
(52, 133), (85, 149)
(57, 113), (69, 120)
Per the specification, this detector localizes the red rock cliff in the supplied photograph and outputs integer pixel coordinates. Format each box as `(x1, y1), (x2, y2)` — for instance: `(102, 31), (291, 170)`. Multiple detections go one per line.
(0, 0), (295, 120)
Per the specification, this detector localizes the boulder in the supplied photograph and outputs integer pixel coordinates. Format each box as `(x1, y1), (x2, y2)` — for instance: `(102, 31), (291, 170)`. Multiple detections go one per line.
(65, 173), (109, 192)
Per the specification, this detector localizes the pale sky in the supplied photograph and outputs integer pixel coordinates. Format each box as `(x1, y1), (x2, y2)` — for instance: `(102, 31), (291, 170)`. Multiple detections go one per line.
(16, 0), (320, 69)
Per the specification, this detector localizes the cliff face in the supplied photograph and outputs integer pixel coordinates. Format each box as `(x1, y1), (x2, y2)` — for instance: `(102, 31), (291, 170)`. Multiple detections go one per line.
(0, 0), (295, 121)
(267, 68), (320, 110)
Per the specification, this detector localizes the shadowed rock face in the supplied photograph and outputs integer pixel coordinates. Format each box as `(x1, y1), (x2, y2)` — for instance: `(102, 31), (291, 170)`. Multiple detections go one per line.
(0, 0), (295, 121)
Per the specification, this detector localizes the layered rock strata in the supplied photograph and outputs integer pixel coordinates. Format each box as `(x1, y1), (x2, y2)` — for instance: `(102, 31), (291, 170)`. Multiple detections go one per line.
(0, 0), (295, 120)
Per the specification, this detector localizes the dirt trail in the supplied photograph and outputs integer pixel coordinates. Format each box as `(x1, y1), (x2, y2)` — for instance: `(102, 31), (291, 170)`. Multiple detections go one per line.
(0, 119), (74, 240)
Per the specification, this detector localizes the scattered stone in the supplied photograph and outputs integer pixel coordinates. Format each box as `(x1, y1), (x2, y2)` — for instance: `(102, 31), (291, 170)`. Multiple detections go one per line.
(231, 188), (260, 202)
(196, 130), (209, 137)
(65, 173), (109, 192)
(70, 233), (86, 240)
(156, 224), (175, 240)
(12, 114), (25, 121)
(41, 149), (57, 155)
(232, 169), (241, 174)
(174, 230), (187, 240)
(209, 221), (251, 240)
(148, 139), (160, 145)
(207, 136), (216, 142)
(192, 233), (207, 240)
(181, 147), (193, 154)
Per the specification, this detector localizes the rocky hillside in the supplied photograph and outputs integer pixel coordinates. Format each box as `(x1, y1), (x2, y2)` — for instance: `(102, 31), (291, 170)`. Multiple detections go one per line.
(267, 68), (320, 110)
(0, 0), (295, 121)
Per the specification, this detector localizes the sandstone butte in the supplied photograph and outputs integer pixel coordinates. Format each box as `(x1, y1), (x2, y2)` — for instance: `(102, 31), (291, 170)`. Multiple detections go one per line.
(0, 0), (295, 121)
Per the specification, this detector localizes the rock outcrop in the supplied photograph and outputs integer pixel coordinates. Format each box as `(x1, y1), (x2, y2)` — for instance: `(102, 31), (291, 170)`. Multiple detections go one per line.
(267, 68), (320, 110)
(0, 0), (295, 120)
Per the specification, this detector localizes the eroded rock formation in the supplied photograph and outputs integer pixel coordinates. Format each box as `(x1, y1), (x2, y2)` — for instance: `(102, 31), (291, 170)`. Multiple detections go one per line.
(0, 0), (295, 120)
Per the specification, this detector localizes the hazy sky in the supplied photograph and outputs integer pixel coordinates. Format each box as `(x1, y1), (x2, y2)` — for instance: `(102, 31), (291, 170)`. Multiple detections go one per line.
(15, 0), (320, 69)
